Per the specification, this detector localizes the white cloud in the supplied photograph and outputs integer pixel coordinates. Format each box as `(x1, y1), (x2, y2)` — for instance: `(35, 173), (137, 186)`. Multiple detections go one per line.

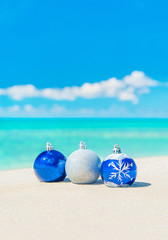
(1, 102), (168, 118)
(0, 71), (160, 104)
(118, 87), (138, 104)
(50, 104), (67, 114)
(8, 105), (20, 112)
(0, 104), (95, 117)
(123, 71), (159, 88)
(0, 85), (39, 100)
(24, 104), (38, 114)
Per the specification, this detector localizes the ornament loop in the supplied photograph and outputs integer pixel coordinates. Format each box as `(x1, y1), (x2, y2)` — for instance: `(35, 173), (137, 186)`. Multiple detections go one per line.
(46, 142), (53, 151)
(113, 144), (121, 154)
(79, 141), (86, 149)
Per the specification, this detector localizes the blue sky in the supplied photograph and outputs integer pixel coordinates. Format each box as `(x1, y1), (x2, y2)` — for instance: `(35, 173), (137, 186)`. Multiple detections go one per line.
(0, 0), (168, 117)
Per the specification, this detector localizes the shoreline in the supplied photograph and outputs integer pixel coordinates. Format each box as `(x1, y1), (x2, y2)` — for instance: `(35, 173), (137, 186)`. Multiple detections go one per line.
(0, 156), (168, 240)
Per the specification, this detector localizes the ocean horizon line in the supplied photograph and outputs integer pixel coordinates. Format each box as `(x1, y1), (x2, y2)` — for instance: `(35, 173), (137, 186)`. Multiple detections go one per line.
(1, 117), (168, 120)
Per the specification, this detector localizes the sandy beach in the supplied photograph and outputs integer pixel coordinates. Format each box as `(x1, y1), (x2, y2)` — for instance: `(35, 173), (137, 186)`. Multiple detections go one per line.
(0, 156), (168, 240)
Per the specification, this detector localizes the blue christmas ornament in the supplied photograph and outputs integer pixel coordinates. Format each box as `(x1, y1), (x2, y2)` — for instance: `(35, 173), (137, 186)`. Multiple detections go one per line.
(34, 142), (66, 182)
(101, 145), (137, 187)
(65, 141), (101, 184)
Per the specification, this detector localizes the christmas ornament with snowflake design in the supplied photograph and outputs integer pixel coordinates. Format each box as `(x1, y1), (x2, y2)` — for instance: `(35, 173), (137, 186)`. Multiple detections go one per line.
(101, 145), (137, 187)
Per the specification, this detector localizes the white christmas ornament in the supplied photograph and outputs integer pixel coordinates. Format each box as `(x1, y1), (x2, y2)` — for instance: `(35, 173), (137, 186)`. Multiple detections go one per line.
(65, 141), (101, 184)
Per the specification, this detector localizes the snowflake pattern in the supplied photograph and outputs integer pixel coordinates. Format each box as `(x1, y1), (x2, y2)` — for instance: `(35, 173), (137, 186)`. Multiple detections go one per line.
(108, 160), (133, 184)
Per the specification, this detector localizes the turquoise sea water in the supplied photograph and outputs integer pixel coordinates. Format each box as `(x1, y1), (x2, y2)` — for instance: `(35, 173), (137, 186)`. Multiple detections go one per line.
(0, 118), (168, 170)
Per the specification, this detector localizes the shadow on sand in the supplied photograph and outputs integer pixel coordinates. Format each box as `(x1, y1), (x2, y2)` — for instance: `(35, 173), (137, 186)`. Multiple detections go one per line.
(64, 178), (151, 188)
(63, 178), (103, 185)
(130, 182), (151, 188)
(64, 178), (71, 183)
